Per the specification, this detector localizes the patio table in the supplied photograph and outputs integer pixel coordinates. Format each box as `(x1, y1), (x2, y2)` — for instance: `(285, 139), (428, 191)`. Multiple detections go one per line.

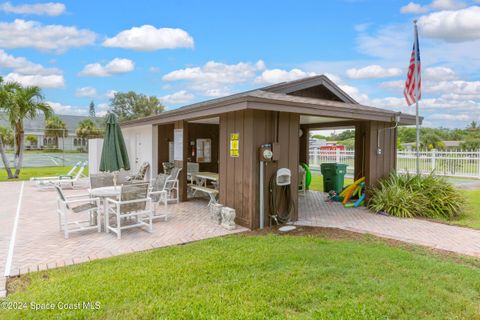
(89, 186), (121, 231)
(192, 172), (219, 187)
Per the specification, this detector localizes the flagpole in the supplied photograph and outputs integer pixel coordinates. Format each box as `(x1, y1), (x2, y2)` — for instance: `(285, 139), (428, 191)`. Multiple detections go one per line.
(413, 20), (420, 175)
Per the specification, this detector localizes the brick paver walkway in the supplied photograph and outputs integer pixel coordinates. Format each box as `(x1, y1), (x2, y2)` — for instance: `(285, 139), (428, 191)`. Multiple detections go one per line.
(297, 191), (480, 257)
(1, 181), (247, 295)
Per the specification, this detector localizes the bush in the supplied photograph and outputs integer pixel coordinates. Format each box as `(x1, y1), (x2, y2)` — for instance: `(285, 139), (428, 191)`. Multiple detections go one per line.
(368, 173), (465, 219)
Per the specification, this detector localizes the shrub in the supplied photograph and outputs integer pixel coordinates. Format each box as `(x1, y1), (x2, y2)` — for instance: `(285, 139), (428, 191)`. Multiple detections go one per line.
(368, 173), (464, 219)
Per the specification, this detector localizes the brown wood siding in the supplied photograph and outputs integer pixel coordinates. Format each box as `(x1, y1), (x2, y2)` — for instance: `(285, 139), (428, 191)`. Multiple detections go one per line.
(364, 121), (396, 187)
(187, 123), (219, 172)
(219, 109), (299, 229)
(157, 124), (174, 174)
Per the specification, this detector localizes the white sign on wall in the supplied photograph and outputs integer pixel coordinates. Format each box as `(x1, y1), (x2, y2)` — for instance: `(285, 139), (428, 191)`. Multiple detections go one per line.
(174, 129), (183, 161)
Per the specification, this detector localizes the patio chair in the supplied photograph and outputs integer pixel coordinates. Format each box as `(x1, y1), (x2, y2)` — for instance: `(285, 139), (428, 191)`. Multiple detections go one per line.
(89, 173), (115, 189)
(125, 162), (150, 182)
(148, 173), (170, 221)
(165, 167), (181, 203)
(106, 183), (153, 239)
(298, 165), (306, 195)
(54, 185), (101, 239)
(30, 161), (82, 182)
(162, 161), (175, 175)
(187, 162), (199, 184)
(35, 161), (88, 188)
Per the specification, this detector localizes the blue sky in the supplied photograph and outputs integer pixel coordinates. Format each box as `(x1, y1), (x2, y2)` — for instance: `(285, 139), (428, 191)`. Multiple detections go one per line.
(1, 0), (479, 128)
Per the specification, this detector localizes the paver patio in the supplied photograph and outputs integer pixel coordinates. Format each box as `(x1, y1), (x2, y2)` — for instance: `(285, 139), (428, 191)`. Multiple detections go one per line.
(298, 191), (480, 257)
(1, 180), (247, 295)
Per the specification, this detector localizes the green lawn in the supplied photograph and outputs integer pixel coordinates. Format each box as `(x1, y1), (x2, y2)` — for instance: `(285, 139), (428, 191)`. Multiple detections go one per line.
(309, 174), (353, 192)
(445, 190), (480, 229)
(1, 234), (480, 319)
(0, 166), (88, 182)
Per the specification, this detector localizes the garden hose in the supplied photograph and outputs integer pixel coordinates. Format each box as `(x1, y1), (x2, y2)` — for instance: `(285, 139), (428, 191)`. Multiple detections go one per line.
(268, 172), (295, 225)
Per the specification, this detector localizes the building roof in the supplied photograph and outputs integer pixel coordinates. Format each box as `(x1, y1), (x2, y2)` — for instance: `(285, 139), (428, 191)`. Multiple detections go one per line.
(0, 113), (102, 135)
(121, 75), (420, 127)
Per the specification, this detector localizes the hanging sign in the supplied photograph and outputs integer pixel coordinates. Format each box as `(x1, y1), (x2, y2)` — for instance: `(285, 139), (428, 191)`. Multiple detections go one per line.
(230, 133), (239, 157)
(173, 129), (183, 161)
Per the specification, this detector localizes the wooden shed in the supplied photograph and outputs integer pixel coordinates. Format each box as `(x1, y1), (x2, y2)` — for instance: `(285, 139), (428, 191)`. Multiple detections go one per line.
(121, 75), (418, 229)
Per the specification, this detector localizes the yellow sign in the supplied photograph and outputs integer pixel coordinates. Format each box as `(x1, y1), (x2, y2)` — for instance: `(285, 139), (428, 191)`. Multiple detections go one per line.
(230, 133), (239, 157)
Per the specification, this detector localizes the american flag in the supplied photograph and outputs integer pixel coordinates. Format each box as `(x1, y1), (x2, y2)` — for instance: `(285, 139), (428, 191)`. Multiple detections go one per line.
(404, 24), (421, 106)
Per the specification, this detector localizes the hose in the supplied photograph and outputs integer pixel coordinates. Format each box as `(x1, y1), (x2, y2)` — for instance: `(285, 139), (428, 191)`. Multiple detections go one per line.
(268, 171), (295, 225)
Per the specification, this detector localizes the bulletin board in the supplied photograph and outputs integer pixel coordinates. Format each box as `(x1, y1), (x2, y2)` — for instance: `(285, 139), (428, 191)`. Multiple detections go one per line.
(196, 138), (211, 163)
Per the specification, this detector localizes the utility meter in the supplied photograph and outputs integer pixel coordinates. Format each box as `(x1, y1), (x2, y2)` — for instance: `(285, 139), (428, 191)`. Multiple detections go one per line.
(259, 144), (273, 162)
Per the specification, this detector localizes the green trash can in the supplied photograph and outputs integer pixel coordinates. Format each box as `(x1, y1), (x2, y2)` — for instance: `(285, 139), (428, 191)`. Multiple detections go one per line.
(320, 163), (348, 194)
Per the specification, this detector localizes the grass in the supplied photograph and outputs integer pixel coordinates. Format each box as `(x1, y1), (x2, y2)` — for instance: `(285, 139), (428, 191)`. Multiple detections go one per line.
(309, 174), (353, 192)
(0, 166), (88, 182)
(444, 190), (480, 229)
(1, 233), (480, 319)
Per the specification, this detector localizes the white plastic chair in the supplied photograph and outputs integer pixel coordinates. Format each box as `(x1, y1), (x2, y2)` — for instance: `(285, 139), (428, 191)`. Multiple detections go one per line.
(54, 185), (101, 239)
(106, 183), (153, 239)
(35, 161), (88, 188)
(30, 161), (82, 182)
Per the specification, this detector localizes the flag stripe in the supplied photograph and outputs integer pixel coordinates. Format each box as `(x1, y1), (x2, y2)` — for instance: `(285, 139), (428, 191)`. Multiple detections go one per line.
(404, 24), (421, 106)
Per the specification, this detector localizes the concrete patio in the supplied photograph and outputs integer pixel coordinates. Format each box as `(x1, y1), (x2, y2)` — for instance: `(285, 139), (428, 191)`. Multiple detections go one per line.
(298, 191), (480, 257)
(0, 180), (247, 296)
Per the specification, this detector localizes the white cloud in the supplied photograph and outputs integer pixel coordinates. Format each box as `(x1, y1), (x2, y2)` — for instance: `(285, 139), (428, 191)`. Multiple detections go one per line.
(0, 49), (64, 88)
(426, 80), (480, 95)
(46, 101), (87, 115)
(380, 80), (405, 90)
(346, 65), (402, 79)
(0, 49), (61, 75)
(255, 68), (316, 84)
(163, 60), (265, 96)
(4, 73), (64, 88)
(430, 0), (467, 10)
(0, 2), (66, 16)
(424, 66), (457, 81)
(105, 90), (117, 99)
(400, 0), (466, 14)
(75, 86), (96, 97)
(401, 2), (429, 14)
(159, 90), (194, 105)
(79, 58), (134, 77)
(430, 113), (471, 121)
(149, 66), (161, 73)
(0, 19), (96, 53)
(418, 6), (480, 42)
(103, 25), (194, 51)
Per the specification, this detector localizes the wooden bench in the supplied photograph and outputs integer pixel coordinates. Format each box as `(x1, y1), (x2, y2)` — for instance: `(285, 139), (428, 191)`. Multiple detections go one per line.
(188, 184), (219, 206)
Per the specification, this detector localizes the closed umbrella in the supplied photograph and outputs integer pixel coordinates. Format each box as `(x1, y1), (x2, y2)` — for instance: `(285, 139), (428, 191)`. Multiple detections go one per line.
(100, 113), (130, 185)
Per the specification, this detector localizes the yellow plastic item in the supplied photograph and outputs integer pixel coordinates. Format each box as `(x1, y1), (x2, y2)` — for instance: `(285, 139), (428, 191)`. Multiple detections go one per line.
(341, 177), (365, 204)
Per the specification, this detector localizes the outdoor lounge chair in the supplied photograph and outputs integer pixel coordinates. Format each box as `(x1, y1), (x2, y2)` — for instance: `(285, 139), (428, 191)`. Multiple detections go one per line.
(106, 183), (153, 239)
(30, 161), (83, 182)
(54, 185), (101, 239)
(125, 162), (150, 182)
(165, 167), (181, 203)
(33, 161), (88, 188)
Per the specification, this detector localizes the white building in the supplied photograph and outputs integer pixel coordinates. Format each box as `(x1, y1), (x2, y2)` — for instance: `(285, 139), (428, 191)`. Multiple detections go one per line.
(0, 113), (102, 151)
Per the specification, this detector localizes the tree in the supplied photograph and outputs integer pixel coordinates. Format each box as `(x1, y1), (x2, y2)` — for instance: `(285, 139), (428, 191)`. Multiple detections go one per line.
(467, 121), (478, 131)
(0, 82), (52, 178)
(110, 91), (164, 121)
(421, 132), (444, 150)
(44, 115), (67, 148)
(0, 126), (14, 146)
(460, 138), (480, 151)
(311, 134), (327, 140)
(89, 100), (95, 117)
(76, 118), (103, 139)
(26, 134), (38, 147)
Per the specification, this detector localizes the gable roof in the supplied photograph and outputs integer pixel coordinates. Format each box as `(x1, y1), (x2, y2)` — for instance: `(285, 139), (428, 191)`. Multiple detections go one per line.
(0, 113), (102, 134)
(122, 75), (419, 127)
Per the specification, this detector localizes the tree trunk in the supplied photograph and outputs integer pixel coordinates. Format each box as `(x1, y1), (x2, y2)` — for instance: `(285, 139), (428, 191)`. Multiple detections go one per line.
(13, 122), (24, 179)
(0, 135), (14, 179)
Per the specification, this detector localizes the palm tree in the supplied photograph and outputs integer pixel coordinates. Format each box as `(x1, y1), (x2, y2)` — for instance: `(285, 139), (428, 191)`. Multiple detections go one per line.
(0, 78), (21, 178)
(44, 115), (68, 149)
(1, 83), (52, 178)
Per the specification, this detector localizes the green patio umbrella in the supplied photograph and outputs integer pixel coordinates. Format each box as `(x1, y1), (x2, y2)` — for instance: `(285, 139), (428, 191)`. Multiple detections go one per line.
(100, 113), (130, 176)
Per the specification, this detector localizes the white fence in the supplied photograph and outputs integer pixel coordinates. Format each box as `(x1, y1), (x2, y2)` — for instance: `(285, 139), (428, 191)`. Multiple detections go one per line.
(309, 149), (480, 179)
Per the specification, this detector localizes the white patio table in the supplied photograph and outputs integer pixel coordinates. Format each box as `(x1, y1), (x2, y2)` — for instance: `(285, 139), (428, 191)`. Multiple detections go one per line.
(89, 186), (121, 231)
